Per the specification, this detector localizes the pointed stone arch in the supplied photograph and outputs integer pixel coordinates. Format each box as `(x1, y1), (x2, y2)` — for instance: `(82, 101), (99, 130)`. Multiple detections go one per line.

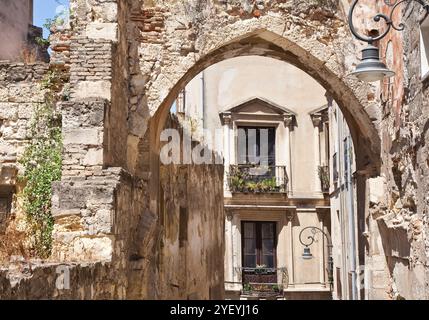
(132, 28), (381, 178)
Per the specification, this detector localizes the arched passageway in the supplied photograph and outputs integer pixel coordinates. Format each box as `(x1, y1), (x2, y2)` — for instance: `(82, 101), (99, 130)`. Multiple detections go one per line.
(132, 30), (380, 299)
(47, 1), (386, 300)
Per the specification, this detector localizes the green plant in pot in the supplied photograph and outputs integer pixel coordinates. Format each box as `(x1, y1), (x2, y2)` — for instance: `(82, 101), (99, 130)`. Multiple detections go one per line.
(255, 264), (268, 274)
(272, 284), (281, 292)
(230, 175), (244, 192)
(243, 283), (253, 292)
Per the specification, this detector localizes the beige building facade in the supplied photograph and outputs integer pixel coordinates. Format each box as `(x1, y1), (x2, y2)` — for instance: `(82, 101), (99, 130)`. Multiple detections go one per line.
(177, 56), (343, 299)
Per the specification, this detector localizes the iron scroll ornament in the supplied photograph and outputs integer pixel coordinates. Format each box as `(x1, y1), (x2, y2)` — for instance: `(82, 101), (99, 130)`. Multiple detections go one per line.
(299, 226), (334, 288)
(298, 226), (332, 249)
(348, 0), (429, 45)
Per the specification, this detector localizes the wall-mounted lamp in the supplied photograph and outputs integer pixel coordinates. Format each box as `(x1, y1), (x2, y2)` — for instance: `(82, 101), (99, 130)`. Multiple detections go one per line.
(348, 0), (429, 82)
(299, 226), (334, 288)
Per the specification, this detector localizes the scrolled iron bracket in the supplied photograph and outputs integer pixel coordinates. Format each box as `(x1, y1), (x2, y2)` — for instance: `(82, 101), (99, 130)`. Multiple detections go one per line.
(348, 0), (429, 44)
(298, 226), (332, 249)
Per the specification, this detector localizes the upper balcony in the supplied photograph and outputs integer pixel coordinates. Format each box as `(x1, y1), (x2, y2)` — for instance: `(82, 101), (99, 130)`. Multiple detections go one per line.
(318, 165), (330, 194)
(228, 165), (288, 194)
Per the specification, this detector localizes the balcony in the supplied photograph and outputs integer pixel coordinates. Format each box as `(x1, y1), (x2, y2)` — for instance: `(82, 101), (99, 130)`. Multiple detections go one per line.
(228, 165), (288, 194)
(318, 165), (330, 193)
(235, 267), (289, 298)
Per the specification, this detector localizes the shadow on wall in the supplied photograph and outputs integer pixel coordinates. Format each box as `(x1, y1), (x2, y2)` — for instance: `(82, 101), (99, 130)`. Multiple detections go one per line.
(377, 218), (411, 263)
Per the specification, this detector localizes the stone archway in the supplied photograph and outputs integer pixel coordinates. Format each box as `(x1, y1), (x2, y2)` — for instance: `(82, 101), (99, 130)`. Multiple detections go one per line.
(128, 15), (383, 299)
(47, 0), (385, 300)
(124, 3), (382, 176)
(143, 29), (381, 173)
(121, 1), (384, 299)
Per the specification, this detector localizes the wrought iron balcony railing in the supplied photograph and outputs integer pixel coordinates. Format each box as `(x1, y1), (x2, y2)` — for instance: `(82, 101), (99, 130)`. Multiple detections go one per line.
(318, 165), (330, 193)
(228, 165), (288, 194)
(235, 267), (289, 297)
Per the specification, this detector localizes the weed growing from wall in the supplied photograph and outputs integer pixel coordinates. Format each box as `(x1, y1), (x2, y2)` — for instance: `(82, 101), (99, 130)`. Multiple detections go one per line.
(18, 76), (63, 258)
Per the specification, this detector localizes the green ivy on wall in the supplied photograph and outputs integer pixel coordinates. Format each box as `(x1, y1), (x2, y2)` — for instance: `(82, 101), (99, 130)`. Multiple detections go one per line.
(18, 81), (63, 258)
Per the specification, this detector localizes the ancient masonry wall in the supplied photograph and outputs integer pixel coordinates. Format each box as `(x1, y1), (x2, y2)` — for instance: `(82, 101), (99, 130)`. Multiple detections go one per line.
(368, 1), (429, 300)
(134, 114), (225, 299)
(2, 0), (429, 300)
(0, 62), (49, 236)
(1, 0), (225, 298)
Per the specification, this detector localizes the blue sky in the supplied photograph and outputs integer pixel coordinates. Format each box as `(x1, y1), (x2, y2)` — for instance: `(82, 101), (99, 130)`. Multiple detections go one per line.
(34, 0), (69, 38)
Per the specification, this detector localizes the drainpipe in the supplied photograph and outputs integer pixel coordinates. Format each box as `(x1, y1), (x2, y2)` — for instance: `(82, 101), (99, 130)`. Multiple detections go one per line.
(345, 134), (358, 300)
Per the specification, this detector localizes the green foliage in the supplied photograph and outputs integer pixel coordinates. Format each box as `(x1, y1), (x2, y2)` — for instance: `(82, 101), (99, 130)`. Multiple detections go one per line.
(228, 167), (280, 193)
(37, 2), (70, 47)
(35, 37), (50, 47)
(318, 166), (330, 193)
(243, 283), (253, 292)
(271, 284), (280, 292)
(19, 90), (62, 258)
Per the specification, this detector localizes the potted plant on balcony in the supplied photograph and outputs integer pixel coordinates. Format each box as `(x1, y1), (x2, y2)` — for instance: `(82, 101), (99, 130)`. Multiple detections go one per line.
(230, 175), (245, 193)
(242, 283), (253, 294)
(246, 182), (258, 193)
(272, 284), (281, 293)
(318, 166), (330, 193)
(264, 177), (279, 192)
(255, 264), (268, 274)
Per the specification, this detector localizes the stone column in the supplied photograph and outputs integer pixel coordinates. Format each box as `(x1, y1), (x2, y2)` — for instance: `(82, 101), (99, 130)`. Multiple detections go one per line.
(284, 115), (294, 194)
(318, 212), (326, 286)
(311, 114), (322, 194)
(232, 212), (241, 291)
(286, 211), (295, 287)
(52, 0), (124, 263)
(221, 112), (232, 194)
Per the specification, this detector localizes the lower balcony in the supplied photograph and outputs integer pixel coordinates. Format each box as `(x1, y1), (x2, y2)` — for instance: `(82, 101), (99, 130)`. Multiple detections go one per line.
(228, 165), (288, 194)
(235, 267), (289, 299)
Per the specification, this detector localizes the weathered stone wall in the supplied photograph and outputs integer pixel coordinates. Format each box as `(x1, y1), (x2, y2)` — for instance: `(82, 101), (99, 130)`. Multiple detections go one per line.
(369, 1), (429, 300)
(0, 261), (122, 299)
(0, 62), (49, 243)
(148, 162), (225, 299)
(124, 114), (225, 300)
(6, 0), (429, 301)
(0, 63), (48, 176)
(130, 0), (382, 176)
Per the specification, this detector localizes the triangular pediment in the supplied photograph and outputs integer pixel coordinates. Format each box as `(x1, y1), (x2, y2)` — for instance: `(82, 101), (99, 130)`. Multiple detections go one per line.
(221, 97), (296, 117)
(309, 104), (329, 116)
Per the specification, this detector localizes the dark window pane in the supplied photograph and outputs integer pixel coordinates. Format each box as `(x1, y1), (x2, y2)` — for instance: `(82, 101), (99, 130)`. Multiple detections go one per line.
(244, 255), (256, 268)
(237, 128), (247, 164)
(261, 223), (274, 239)
(243, 222), (255, 238)
(237, 127), (276, 165)
(244, 239), (256, 255)
(262, 255), (274, 268)
(262, 239), (274, 255)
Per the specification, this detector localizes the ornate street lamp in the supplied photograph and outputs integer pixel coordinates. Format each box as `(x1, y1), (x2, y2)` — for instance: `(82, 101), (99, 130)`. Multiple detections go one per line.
(348, 0), (429, 82)
(299, 226), (334, 288)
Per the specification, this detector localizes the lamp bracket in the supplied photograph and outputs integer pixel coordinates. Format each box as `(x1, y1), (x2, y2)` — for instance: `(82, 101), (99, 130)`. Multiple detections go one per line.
(349, 0), (429, 44)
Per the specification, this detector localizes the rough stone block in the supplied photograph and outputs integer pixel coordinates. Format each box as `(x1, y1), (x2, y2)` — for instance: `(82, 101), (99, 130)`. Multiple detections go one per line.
(63, 128), (102, 146)
(0, 103), (18, 120)
(73, 81), (111, 100)
(17, 104), (35, 119)
(82, 148), (103, 166)
(85, 23), (118, 42)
